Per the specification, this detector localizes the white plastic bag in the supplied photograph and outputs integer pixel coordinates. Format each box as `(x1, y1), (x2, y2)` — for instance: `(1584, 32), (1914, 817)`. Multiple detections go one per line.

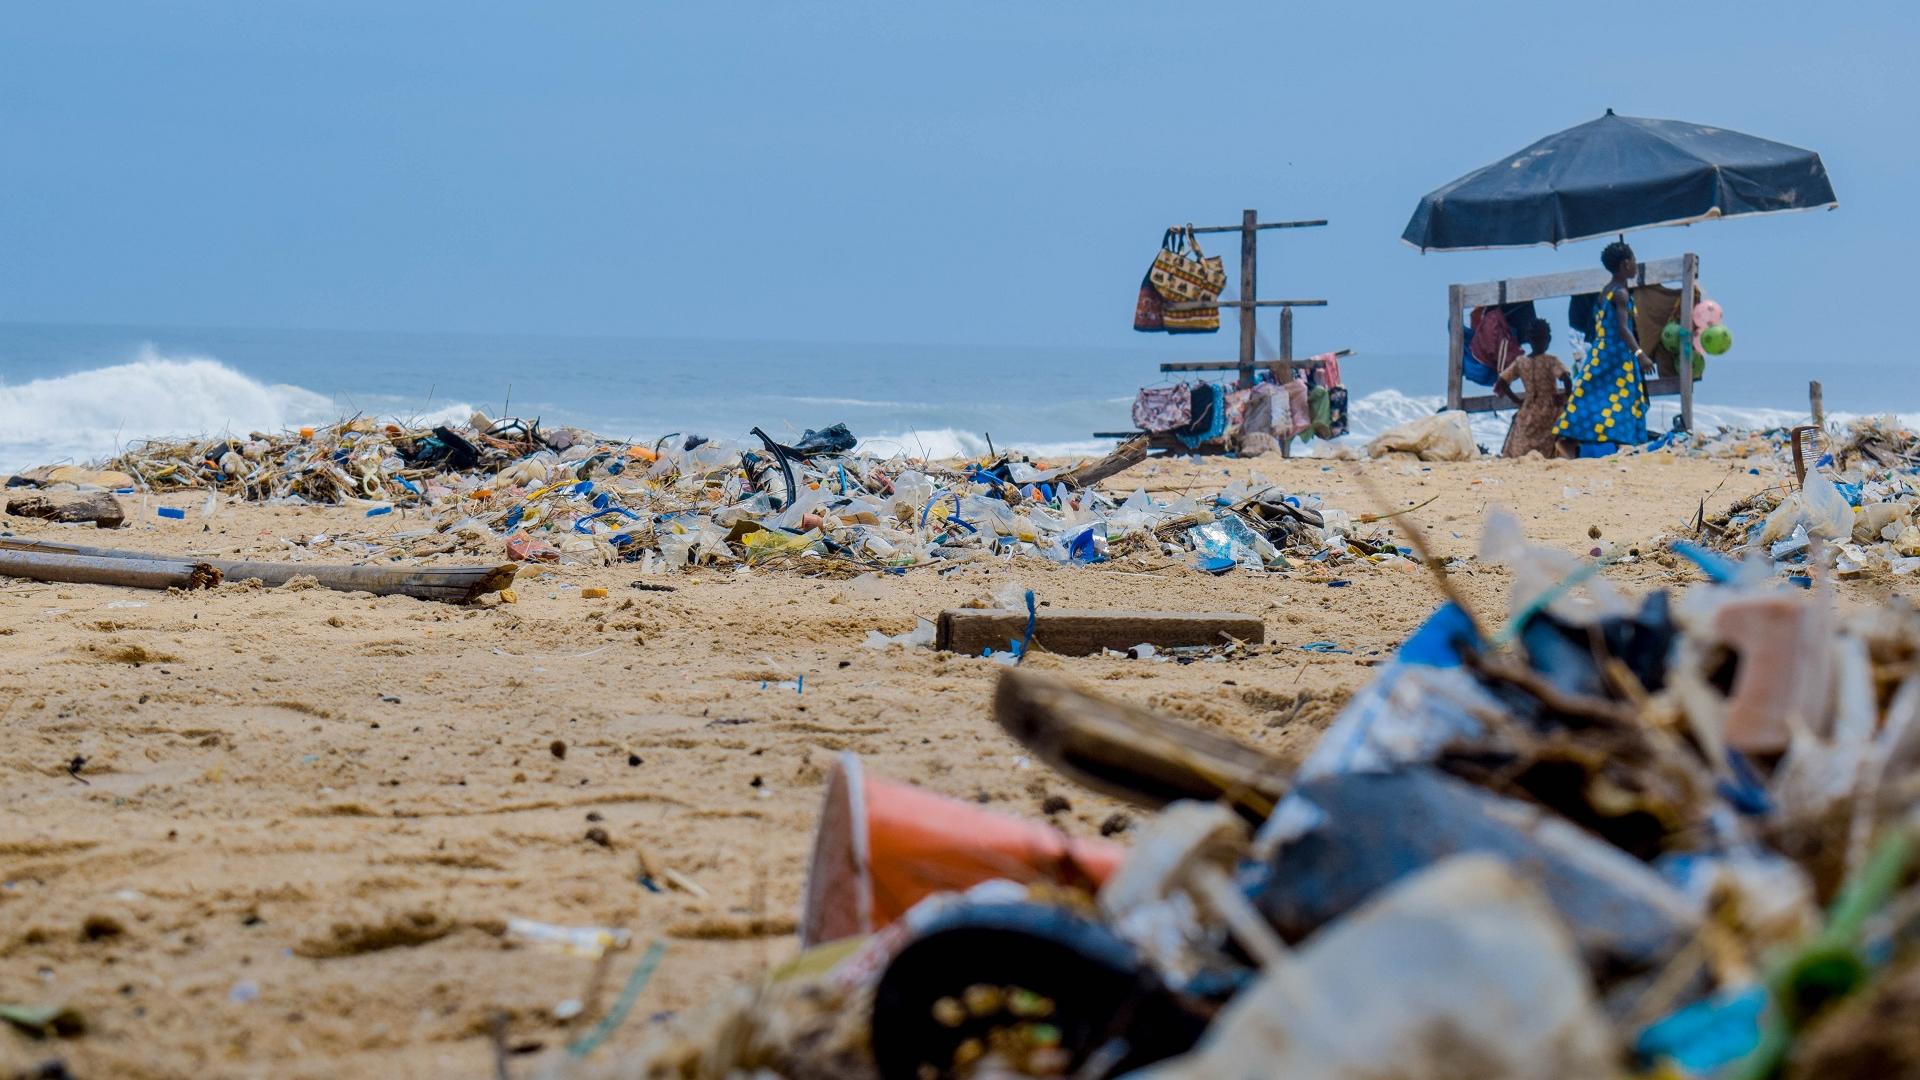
(1132, 857), (1616, 1080)
(1365, 410), (1477, 462)
(1800, 469), (1854, 541)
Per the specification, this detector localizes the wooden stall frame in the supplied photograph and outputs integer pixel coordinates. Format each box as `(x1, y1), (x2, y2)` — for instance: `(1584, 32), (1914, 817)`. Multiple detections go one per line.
(1446, 253), (1698, 433)
(1116, 210), (1349, 457)
(1161, 210), (1329, 389)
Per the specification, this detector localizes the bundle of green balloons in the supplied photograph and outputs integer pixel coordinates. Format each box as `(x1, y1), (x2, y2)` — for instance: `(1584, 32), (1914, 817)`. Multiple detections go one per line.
(1660, 298), (1732, 379)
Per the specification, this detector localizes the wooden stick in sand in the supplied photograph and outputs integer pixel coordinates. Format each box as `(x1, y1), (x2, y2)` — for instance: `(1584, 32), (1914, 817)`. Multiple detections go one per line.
(0, 536), (514, 603)
(0, 548), (222, 591)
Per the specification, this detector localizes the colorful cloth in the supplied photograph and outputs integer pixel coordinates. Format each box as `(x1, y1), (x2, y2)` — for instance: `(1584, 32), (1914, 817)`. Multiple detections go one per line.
(1553, 286), (1647, 446)
(1132, 384), (1191, 432)
(1309, 352), (1342, 388)
(1174, 383), (1227, 448)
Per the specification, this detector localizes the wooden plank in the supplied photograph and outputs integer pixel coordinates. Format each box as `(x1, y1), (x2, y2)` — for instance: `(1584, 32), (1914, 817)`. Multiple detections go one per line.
(1454, 255), (1690, 307)
(1055, 436), (1147, 490)
(992, 669), (1288, 818)
(937, 609), (1264, 657)
(1810, 380), (1824, 427)
(1189, 219), (1327, 234)
(1462, 376), (1690, 415)
(1238, 209), (1257, 389)
(1446, 284), (1466, 411)
(1679, 252), (1697, 433)
(1159, 349), (1352, 373)
(1165, 299), (1327, 310)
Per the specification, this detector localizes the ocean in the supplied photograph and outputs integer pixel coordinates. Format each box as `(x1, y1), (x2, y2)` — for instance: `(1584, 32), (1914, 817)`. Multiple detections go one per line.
(0, 321), (1892, 473)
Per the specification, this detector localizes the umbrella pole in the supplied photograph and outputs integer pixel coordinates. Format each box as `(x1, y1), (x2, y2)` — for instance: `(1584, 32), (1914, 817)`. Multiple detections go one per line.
(1678, 253), (1697, 432)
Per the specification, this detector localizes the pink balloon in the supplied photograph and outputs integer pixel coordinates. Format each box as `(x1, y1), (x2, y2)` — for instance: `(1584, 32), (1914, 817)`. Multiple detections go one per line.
(1693, 299), (1724, 327)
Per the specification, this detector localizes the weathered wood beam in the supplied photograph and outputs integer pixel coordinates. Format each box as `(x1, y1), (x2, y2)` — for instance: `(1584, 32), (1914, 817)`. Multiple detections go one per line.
(938, 608), (1263, 657)
(6, 492), (126, 529)
(0, 537), (514, 602)
(1055, 436), (1147, 491)
(0, 548), (220, 591)
(992, 669), (1289, 819)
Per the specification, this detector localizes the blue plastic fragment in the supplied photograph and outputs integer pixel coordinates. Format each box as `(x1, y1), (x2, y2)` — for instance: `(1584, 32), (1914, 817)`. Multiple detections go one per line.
(157, 506), (186, 520)
(1634, 986), (1768, 1074)
(573, 506), (642, 533)
(1394, 603), (1477, 668)
(1299, 641), (1352, 654)
(1010, 590), (1038, 663)
(592, 492), (612, 510)
(1669, 540), (1741, 584)
(365, 505), (393, 517)
(1718, 751), (1775, 816)
(1786, 574), (1813, 589)
(396, 476), (421, 495)
(504, 506), (524, 530)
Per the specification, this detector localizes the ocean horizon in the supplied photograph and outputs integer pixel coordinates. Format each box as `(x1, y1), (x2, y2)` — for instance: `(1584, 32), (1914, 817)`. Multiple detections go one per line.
(0, 319), (1886, 473)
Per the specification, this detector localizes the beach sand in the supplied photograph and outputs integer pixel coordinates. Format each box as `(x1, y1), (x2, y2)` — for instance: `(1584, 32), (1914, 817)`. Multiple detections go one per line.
(0, 448), (1887, 1078)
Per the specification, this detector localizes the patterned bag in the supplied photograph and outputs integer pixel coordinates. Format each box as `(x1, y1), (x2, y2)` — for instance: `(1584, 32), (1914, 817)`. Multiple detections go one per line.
(1131, 383), (1192, 432)
(1151, 226), (1227, 334)
(1132, 270), (1165, 332)
(1132, 232), (1180, 332)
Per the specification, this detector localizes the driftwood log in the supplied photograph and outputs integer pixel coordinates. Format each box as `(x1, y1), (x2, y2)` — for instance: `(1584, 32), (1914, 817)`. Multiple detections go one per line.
(1056, 435), (1148, 491)
(6, 492), (126, 529)
(0, 548), (221, 591)
(937, 608), (1263, 657)
(0, 537), (514, 603)
(993, 669), (1289, 821)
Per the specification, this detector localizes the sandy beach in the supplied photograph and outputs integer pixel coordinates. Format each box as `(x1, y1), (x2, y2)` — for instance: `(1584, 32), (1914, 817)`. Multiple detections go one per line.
(3, 445), (1884, 1079)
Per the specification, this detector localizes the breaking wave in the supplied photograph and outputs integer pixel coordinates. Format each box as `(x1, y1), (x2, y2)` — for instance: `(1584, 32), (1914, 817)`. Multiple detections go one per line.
(856, 428), (1112, 462)
(0, 349), (338, 469)
(1, 348), (1902, 473)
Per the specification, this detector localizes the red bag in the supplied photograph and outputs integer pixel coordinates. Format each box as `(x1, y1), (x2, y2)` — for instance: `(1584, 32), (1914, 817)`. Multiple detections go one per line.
(1133, 270), (1165, 332)
(1469, 306), (1522, 371)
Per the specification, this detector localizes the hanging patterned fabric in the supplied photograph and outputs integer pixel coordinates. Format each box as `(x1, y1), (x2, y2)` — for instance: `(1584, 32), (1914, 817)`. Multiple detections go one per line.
(1131, 383), (1192, 432)
(1174, 383), (1227, 448)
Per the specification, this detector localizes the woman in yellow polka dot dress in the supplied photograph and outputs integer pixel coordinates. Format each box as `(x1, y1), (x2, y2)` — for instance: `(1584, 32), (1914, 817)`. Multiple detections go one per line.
(1554, 241), (1654, 458)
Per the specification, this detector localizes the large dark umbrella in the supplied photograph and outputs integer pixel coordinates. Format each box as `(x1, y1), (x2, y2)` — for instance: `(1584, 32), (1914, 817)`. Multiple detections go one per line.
(1402, 110), (1837, 251)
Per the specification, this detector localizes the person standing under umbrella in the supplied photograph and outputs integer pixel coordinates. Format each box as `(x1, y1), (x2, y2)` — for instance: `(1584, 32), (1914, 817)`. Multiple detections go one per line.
(1554, 241), (1653, 456)
(1495, 320), (1572, 458)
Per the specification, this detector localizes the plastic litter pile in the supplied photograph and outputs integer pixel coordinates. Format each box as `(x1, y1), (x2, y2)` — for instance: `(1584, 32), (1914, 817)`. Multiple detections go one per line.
(85, 416), (1405, 577)
(617, 510), (1920, 1080)
(1702, 417), (1920, 580)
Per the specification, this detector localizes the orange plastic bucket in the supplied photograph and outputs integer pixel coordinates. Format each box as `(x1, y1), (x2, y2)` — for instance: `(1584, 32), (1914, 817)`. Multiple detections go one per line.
(800, 753), (1124, 947)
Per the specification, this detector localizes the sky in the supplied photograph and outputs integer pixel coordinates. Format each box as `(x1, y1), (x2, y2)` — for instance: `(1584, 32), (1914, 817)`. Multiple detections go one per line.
(2, 1), (1914, 363)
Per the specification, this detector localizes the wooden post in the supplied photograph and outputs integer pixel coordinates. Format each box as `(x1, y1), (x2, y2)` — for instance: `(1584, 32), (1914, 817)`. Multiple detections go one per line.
(1445, 284), (1465, 411)
(1238, 209), (1257, 389)
(1678, 253), (1697, 433)
(1810, 380), (1824, 427)
(1278, 307), (1295, 459)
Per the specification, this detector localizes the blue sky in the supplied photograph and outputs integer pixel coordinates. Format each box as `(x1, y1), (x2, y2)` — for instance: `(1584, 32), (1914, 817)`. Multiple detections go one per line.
(2, 2), (1912, 362)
